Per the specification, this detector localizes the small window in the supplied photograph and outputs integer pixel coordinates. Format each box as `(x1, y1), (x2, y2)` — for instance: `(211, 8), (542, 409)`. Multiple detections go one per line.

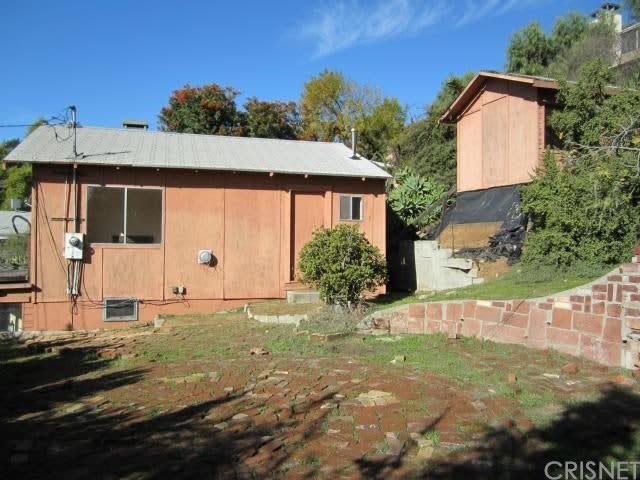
(87, 186), (162, 244)
(339, 195), (363, 221)
(103, 298), (138, 322)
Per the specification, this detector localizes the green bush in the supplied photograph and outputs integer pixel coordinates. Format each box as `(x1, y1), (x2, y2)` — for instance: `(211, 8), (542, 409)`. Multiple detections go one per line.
(298, 224), (387, 307)
(521, 151), (640, 269)
(387, 167), (446, 229)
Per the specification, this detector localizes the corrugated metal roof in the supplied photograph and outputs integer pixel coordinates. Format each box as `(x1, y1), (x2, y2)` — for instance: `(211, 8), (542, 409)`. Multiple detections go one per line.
(5, 125), (391, 179)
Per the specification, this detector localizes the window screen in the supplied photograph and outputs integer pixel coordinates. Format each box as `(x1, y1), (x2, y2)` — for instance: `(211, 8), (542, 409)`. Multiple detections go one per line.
(339, 195), (363, 221)
(87, 186), (162, 244)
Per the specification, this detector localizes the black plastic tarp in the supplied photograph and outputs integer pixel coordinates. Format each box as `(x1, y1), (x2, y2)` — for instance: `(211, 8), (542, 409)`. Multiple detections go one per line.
(430, 185), (524, 239)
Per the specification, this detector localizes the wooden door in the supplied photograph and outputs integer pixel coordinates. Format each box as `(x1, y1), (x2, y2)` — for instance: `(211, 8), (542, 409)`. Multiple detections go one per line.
(290, 192), (325, 281)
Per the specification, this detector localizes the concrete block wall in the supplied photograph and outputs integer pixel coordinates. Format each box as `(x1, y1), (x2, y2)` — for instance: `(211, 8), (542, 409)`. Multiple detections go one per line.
(413, 240), (483, 291)
(371, 248), (640, 369)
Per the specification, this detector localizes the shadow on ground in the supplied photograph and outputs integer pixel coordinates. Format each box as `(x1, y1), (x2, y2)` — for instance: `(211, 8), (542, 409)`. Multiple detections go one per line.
(358, 384), (640, 479)
(1, 335), (639, 479)
(0, 337), (350, 479)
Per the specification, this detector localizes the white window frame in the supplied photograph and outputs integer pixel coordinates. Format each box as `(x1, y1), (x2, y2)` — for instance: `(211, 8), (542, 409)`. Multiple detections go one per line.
(86, 185), (164, 245)
(339, 195), (363, 221)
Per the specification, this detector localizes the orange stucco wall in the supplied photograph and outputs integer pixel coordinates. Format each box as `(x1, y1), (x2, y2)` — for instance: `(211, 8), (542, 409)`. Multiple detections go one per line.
(457, 78), (547, 193)
(26, 164), (387, 330)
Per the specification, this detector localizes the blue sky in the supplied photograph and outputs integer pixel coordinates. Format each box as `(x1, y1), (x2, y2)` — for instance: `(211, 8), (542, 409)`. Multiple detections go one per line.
(0, 0), (627, 142)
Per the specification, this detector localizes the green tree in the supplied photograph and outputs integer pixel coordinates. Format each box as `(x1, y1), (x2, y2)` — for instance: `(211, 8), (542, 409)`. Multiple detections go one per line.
(507, 22), (553, 75)
(0, 139), (19, 160)
(506, 12), (616, 80)
(158, 83), (246, 135)
(549, 60), (615, 146)
(298, 224), (387, 307)
(397, 73), (473, 188)
(521, 61), (640, 268)
(300, 70), (406, 161)
(550, 12), (589, 52)
(300, 70), (350, 142)
(2, 164), (32, 209)
(244, 98), (300, 139)
(546, 16), (616, 81)
(355, 98), (405, 162)
(0, 119), (45, 208)
(626, 0), (640, 20)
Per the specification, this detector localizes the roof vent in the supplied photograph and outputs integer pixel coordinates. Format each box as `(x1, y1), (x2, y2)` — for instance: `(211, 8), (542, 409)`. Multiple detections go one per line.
(122, 119), (149, 130)
(350, 128), (359, 159)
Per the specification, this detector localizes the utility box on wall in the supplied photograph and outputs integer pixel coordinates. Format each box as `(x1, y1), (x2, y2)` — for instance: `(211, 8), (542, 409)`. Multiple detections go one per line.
(64, 233), (84, 260)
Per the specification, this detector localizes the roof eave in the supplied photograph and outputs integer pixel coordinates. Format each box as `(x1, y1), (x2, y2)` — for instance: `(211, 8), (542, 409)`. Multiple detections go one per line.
(8, 158), (391, 180)
(440, 71), (559, 123)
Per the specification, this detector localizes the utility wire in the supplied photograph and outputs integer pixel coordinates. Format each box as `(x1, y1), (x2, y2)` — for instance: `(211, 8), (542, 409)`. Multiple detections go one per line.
(0, 106), (76, 129)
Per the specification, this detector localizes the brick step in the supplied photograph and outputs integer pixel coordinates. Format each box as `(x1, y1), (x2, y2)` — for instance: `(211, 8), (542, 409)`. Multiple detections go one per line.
(620, 263), (640, 273)
(626, 317), (640, 330)
(286, 289), (321, 305)
(572, 288), (593, 297)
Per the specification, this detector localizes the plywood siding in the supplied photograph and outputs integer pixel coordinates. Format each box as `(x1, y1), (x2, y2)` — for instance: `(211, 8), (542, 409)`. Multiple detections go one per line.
(164, 172), (225, 299)
(223, 188), (282, 299)
(508, 83), (539, 184)
(482, 97), (509, 187)
(457, 79), (543, 192)
(102, 248), (164, 299)
(33, 171), (70, 301)
(457, 110), (483, 192)
(28, 165), (387, 330)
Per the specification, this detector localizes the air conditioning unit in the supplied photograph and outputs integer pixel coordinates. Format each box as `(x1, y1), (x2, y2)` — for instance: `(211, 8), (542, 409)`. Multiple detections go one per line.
(64, 233), (84, 260)
(103, 298), (138, 322)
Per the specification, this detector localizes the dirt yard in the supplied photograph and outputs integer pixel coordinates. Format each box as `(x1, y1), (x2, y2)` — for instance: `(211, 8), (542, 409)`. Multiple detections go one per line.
(2, 310), (639, 479)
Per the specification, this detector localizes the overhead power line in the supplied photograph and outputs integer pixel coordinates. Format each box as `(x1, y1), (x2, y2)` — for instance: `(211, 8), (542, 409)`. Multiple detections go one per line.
(0, 106), (76, 129)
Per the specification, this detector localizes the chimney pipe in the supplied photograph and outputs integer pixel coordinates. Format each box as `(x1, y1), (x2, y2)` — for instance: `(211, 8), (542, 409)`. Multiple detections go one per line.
(351, 127), (358, 159)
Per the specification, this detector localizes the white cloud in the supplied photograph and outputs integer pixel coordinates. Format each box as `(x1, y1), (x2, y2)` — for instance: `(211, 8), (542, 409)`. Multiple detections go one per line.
(297, 0), (545, 58)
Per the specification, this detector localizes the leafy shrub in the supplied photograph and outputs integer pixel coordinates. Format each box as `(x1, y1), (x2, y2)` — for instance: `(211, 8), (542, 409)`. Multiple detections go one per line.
(521, 151), (640, 269)
(298, 224), (387, 307)
(387, 167), (446, 228)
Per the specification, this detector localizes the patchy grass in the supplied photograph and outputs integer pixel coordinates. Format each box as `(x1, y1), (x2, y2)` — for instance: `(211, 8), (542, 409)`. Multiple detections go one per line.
(372, 263), (611, 310)
(296, 306), (363, 335)
(248, 300), (321, 316)
(5, 308), (639, 479)
(424, 430), (441, 447)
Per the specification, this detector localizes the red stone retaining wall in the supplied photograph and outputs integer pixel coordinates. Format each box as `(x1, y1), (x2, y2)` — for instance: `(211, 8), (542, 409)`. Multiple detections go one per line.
(371, 249), (640, 369)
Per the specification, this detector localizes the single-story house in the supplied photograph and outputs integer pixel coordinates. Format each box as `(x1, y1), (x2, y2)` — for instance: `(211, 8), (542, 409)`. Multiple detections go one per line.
(3, 125), (389, 331)
(436, 71), (562, 250)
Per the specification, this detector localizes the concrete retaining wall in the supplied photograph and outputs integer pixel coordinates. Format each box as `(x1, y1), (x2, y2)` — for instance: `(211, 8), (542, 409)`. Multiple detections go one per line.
(370, 248), (640, 369)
